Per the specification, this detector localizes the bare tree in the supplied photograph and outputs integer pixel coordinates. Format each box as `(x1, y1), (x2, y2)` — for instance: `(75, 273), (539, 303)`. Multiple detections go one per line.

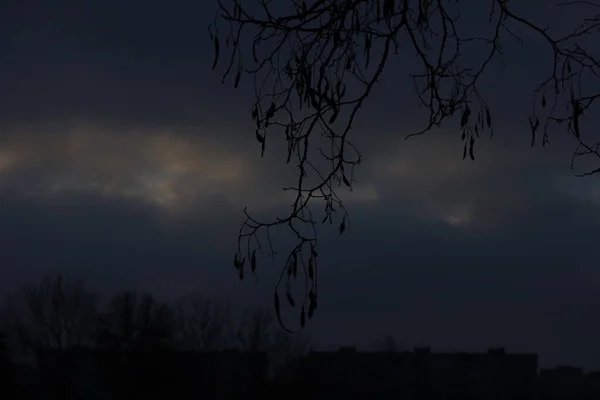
(170, 293), (233, 351)
(94, 291), (173, 352)
(236, 308), (275, 353)
(272, 328), (313, 359)
(235, 307), (313, 360)
(211, 0), (600, 327)
(1, 274), (98, 353)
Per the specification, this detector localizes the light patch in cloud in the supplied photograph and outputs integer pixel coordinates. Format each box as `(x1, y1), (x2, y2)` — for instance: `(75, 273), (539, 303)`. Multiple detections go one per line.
(557, 174), (600, 206)
(424, 200), (472, 227)
(0, 149), (22, 173)
(444, 212), (471, 227)
(0, 123), (254, 214)
(360, 126), (600, 232)
(343, 184), (380, 203)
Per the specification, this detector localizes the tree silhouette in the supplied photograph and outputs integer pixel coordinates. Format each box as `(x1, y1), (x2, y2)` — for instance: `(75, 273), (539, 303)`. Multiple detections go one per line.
(1, 274), (98, 354)
(0, 272), (322, 398)
(171, 293), (233, 351)
(210, 0), (600, 328)
(94, 291), (174, 352)
(235, 307), (313, 364)
(236, 308), (275, 353)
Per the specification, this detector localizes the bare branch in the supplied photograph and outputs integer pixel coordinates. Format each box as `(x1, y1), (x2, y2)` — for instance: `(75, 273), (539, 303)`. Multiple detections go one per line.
(171, 293), (233, 351)
(211, 0), (600, 328)
(94, 291), (173, 352)
(1, 274), (98, 354)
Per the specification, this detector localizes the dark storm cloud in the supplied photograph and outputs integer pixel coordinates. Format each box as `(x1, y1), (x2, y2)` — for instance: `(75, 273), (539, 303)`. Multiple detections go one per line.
(0, 0), (235, 128)
(0, 0), (574, 130)
(1, 0), (600, 370)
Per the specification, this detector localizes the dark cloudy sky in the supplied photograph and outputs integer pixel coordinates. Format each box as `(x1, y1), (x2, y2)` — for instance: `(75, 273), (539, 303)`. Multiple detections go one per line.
(2, 0), (600, 369)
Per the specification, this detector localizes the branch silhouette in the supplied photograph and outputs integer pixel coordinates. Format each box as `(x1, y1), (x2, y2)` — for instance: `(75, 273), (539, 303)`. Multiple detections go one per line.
(1, 274), (98, 353)
(209, 0), (600, 329)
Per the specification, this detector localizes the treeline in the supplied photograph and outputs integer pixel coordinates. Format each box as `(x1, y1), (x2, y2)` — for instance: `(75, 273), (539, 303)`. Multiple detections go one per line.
(0, 273), (312, 361)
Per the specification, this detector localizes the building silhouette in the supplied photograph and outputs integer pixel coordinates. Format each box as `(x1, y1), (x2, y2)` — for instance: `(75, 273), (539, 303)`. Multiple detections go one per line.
(538, 366), (600, 399)
(287, 346), (538, 399)
(5, 345), (600, 399)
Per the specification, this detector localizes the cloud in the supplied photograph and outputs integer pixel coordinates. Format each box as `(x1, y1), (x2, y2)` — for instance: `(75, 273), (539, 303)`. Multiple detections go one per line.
(2, 0), (600, 370)
(0, 121), (265, 213)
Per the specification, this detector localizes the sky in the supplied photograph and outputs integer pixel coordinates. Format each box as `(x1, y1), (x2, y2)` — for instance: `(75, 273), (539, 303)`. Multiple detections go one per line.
(1, 0), (600, 369)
